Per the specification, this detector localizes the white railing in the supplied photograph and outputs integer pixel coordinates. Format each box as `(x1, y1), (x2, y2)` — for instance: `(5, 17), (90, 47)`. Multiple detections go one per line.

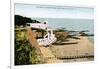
(27, 22), (57, 46)
(37, 29), (57, 46)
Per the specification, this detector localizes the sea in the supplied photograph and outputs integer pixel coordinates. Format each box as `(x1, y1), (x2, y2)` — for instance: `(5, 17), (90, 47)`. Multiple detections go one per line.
(32, 18), (94, 43)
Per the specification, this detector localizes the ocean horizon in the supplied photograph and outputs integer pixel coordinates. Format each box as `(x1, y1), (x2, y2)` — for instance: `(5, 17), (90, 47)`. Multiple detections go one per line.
(32, 18), (94, 34)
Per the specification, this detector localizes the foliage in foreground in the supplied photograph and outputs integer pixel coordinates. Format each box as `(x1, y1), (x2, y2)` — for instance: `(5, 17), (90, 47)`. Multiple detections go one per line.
(15, 30), (43, 65)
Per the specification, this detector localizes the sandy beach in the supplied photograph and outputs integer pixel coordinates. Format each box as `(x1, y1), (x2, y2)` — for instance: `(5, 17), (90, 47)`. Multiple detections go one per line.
(49, 36), (94, 62)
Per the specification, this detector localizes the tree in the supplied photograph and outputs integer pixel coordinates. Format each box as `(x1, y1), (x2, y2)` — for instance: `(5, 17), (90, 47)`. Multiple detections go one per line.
(15, 15), (40, 26)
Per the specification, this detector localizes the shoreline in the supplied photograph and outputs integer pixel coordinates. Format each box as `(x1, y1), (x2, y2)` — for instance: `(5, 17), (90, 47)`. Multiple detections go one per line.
(49, 36), (94, 62)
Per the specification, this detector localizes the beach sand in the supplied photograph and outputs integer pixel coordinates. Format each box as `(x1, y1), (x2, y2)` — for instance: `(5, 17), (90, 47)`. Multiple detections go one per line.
(49, 36), (94, 62)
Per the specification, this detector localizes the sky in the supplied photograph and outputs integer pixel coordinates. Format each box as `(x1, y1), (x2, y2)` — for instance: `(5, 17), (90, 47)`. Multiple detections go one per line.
(15, 3), (94, 19)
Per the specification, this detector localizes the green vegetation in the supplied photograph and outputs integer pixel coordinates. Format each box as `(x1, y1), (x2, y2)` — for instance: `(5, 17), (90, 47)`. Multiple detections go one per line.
(15, 30), (43, 65)
(14, 15), (43, 65)
(15, 15), (40, 26)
